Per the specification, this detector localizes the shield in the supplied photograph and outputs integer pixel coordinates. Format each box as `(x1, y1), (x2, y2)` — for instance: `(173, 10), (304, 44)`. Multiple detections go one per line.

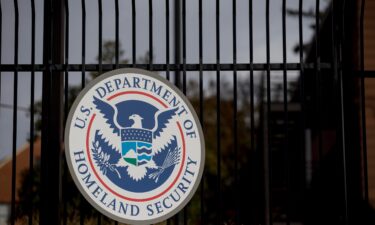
(121, 128), (153, 166)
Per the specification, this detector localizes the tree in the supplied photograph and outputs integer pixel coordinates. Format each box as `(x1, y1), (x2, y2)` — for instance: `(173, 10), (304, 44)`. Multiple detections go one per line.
(286, 3), (328, 55)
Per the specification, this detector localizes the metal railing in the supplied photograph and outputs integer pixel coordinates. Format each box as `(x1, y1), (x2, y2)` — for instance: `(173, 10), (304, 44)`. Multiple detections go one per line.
(0, 0), (371, 225)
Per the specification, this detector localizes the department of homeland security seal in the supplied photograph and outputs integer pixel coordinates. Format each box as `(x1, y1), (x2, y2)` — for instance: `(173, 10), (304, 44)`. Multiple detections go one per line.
(65, 68), (205, 224)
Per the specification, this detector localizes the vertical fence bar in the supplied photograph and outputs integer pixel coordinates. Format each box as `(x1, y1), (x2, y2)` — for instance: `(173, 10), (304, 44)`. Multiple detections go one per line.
(248, 0), (254, 190)
(232, 0), (239, 223)
(63, 0), (70, 162)
(29, 0), (36, 224)
(10, 0), (19, 224)
(132, 0), (136, 66)
(81, 0), (86, 88)
(40, 0), (64, 224)
(282, 1), (290, 224)
(182, 0), (187, 223)
(174, 0), (181, 88)
(298, 0), (306, 200)
(338, 1), (349, 223)
(63, 0), (70, 224)
(149, 0), (153, 70)
(98, 0), (103, 75)
(165, 0), (170, 80)
(114, 0), (119, 212)
(216, 0), (221, 224)
(80, 0), (86, 224)
(330, 1), (348, 223)
(174, 0), (181, 222)
(332, 0), (338, 124)
(165, 13), (172, 221)
(265, 0), (272, 224)
(182, 0), (186, 94)
(359, 0), (368, 203)
(166, 0), (170, 80)
(114, 0), (120, 218)
(115, 0), (119, 69)
(315, 0), (323, 161)
(97, 0), (103, 223)
(198, 0), (204, 223)
(249, 0), (255, 221)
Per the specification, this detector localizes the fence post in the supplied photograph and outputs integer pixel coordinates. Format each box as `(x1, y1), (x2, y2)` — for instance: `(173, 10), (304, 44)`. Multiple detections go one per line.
(174, 0), (181, 88)
(40, 0), (64, 224)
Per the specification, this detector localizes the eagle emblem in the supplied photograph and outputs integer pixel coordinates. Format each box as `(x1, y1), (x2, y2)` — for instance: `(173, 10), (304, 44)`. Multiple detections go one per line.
(91, 96), (181, 185)
(65, 69), (205, 224)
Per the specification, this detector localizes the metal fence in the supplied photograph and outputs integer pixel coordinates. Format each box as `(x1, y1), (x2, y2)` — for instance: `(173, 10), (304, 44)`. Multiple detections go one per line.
(0, 0), (372, 224)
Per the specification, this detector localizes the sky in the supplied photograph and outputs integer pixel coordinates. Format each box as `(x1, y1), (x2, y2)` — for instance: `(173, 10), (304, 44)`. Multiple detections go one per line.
(0, 0), (330, 161)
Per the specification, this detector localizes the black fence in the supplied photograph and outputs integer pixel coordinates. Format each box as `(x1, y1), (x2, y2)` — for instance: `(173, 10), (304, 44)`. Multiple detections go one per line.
(0, 0), (372, 224)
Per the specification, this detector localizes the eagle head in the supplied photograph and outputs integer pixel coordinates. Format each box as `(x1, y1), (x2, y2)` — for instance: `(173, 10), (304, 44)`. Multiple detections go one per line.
(129, 114), (143, 128)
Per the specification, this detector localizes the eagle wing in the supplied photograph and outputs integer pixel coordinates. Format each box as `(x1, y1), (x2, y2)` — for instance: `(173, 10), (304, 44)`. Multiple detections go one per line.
(93, 96), (121, 136)
(152, 107), (179, 155)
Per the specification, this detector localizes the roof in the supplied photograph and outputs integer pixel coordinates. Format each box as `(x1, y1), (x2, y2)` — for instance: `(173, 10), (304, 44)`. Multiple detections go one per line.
(0, 137), (41, 203)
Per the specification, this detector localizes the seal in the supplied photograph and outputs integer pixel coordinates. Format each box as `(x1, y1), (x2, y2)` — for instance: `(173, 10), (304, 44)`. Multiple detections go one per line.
(65, 68), (205, 224)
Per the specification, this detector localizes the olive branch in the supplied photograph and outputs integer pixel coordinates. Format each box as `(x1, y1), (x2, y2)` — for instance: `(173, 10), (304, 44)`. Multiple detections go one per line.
(91, 140), (121, 179)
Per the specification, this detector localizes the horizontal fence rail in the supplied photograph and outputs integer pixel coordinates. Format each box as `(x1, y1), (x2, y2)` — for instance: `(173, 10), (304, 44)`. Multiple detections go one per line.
(0, 63), (337, 72)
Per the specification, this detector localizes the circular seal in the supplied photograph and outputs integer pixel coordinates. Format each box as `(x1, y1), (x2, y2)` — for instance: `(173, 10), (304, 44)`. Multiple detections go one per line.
(65, 69), (205, 224)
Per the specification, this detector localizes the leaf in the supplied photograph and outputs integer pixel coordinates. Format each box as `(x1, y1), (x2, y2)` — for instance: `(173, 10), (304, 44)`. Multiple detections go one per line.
(90, 129), (123, 179)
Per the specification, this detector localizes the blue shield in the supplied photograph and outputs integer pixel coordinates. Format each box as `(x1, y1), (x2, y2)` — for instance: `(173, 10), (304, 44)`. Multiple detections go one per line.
(121, 128), (153, 166)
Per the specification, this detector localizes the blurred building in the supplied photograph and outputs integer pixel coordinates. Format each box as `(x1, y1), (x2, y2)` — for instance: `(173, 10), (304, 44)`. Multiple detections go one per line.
(0, 137), (41, 224)
(259, 1), (375, 223)
(363, 0), (375, 208)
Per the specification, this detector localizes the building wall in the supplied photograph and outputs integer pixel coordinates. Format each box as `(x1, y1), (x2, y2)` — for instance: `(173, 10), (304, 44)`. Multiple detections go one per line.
(364, 0), (375, 208)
